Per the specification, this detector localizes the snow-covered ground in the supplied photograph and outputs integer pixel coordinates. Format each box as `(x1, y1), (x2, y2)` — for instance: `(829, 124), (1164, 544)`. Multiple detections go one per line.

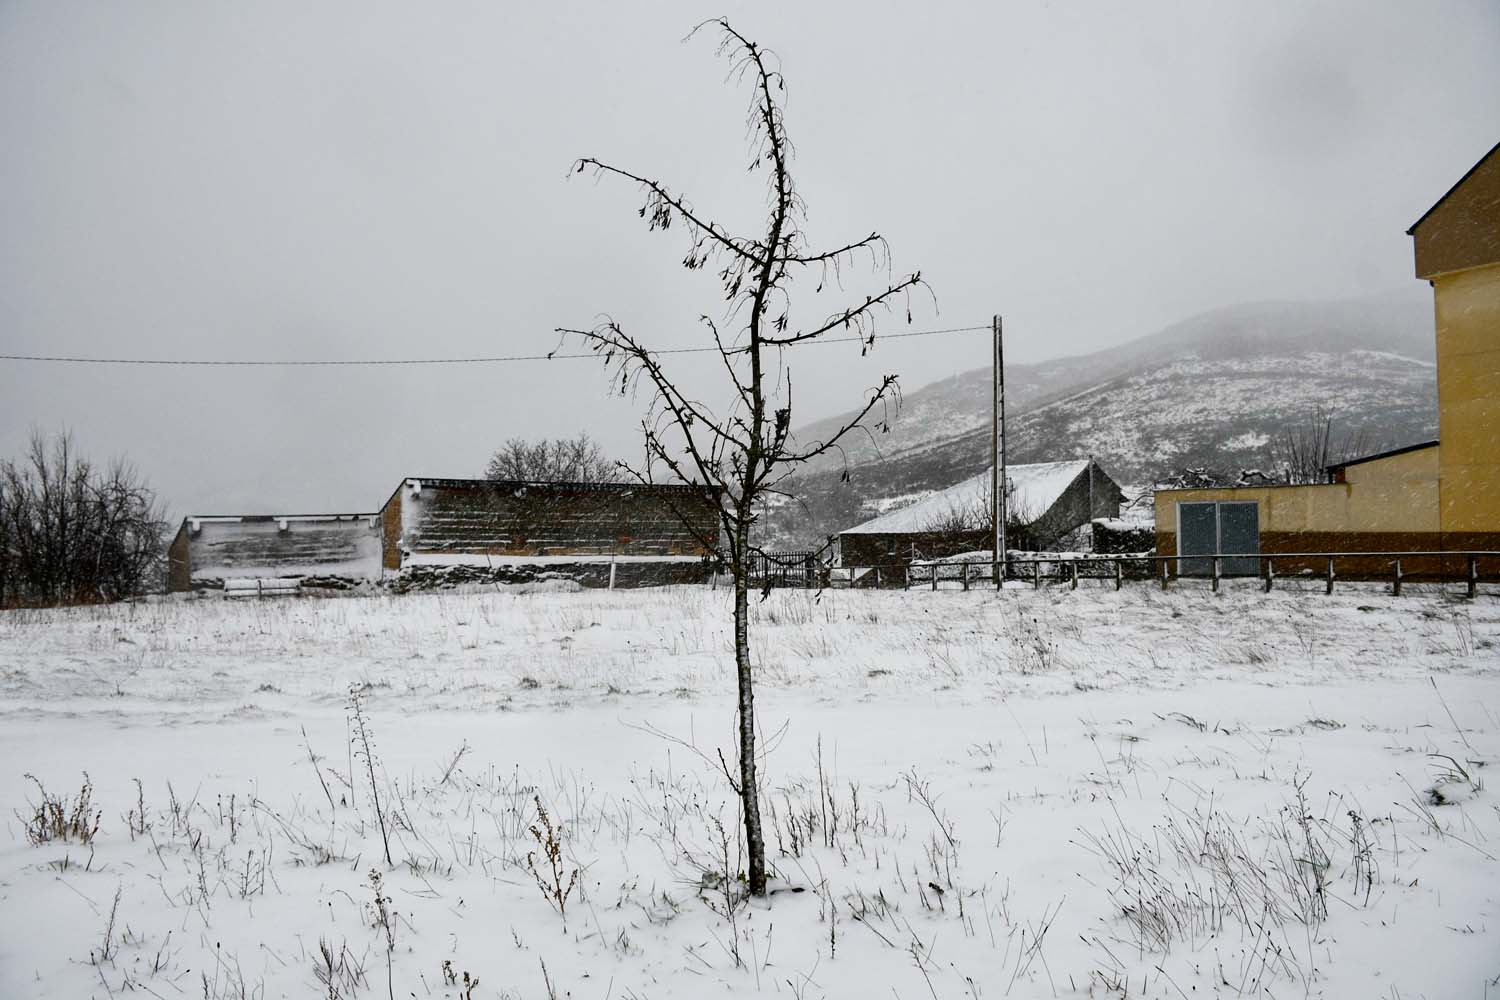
(2, 583), (1498, 999)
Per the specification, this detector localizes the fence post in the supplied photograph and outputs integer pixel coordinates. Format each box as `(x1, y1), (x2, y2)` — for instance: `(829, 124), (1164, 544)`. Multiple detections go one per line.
(1263, 557), (1274, 593)
(931, 564), (938, 591)
(1033, 560), (1041, 590)
(1393, 559), (1402, 597)
(904, 567), (910, 591)
(1468, 555), (1478, 599)
(874, 567), (881, 590)
(1160, 559), (1169, 591)
(1211, 556), (1220, 593)
(1325, 557), (1335, 595)
(1114, 559), (1123, 591)
(962, 563), (970, 591)
(1070, 561), (1078, 590)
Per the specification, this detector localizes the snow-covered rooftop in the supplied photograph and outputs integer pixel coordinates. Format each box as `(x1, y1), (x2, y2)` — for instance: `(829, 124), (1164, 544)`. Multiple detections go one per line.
(842, 460), (1090, 535)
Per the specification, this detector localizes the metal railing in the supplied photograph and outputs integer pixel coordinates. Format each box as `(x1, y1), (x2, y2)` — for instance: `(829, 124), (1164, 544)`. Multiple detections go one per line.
(824, 551), (1500, 598)
(746, 550), (821, 589)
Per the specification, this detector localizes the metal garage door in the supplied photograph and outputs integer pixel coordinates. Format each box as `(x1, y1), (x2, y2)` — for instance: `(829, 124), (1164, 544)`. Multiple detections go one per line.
(1177, 501), (1260, 577)
(1218, 502), (1260, 576)
(1177, 502), (1218, 577)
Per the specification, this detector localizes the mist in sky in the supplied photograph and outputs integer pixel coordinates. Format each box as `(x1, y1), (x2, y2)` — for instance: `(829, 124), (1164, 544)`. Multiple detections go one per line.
(2, 1), (1497, 517)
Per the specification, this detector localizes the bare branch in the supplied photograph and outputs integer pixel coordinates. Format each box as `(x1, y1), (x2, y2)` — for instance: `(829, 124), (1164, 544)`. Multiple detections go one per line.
(571, 158), (763, 270)
(780, 232), (885, 268)
(759, 273), (925, 349)
(779, 375), (901, 466)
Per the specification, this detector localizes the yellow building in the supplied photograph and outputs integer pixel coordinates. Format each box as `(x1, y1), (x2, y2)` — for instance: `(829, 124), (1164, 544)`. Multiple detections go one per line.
(1413, 141), (1500, 550)
(1156, 141), (1500, 578)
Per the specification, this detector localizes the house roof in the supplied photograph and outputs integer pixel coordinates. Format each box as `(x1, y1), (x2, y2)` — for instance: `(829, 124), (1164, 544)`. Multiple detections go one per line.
(1406, 140), (1500, 235)
(181, 513), (377, 526)
(1325, 439), (1439, 472)
(400, 477), (711, 494)
(380, 476), (717, 511)
(841, 460), (1092, 535)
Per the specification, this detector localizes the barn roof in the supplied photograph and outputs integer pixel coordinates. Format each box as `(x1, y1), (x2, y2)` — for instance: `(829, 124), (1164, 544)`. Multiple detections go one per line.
(1406, 140), (1500, 235)
(1324, 439), (1439, 472)
(841, 460), (1093, 535)
(402, 477), (713, 494)
(380, 476), (718, 512)
(182, 512), (377, 525)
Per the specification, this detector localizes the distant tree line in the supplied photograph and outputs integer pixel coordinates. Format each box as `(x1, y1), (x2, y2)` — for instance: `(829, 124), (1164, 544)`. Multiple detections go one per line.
(483, 432), (618, 483)
(0, 431), (166, 607)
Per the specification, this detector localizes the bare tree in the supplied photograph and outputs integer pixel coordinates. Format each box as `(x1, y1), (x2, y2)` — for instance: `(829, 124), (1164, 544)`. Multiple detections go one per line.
(0, 430), (166, 607)
(919, 479), (1041, 553)
(483, 433), (617, 482)
(556, 20), (925, 896)
(1264, 408), (1372, 485)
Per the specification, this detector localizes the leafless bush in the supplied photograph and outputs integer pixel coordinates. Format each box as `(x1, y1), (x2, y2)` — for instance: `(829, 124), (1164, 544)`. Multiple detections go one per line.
(1262, 406), (1373, 485)
(124, 777), (150, 840)
(526, 796), (579, 915)
(0, 430), (166, 607)
(696, 814), (748, 968)
(20, 772), (101, 845)
(918, 480), (1043, 554)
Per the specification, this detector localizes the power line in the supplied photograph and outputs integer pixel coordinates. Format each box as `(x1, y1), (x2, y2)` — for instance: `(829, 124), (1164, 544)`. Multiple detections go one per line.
(0, 324), (988, 367)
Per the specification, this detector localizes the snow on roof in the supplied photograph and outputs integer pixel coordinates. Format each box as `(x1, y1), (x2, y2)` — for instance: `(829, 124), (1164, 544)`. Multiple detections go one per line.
(842, 460), (1089, 535)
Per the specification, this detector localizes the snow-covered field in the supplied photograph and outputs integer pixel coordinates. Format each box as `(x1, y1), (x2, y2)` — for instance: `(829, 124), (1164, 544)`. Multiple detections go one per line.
(2, 583), (1498, 999)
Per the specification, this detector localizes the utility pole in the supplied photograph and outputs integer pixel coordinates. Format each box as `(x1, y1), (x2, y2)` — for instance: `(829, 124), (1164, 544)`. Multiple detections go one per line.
(992, 315), (1006, 588)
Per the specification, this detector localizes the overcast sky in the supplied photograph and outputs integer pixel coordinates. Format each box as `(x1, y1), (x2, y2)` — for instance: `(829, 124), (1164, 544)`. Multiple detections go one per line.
(2, 1), (1497, 517)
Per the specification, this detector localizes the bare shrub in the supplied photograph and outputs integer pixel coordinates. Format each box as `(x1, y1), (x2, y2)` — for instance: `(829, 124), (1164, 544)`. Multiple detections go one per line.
(526, 796), (579, 915)
(0, 430), (166, 607)
(1262, 406), (1373, 485)
(20, 772), (101, 846)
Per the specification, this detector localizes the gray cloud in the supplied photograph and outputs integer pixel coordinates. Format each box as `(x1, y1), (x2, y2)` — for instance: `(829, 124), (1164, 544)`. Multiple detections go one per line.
(2, 0), (1497, 518)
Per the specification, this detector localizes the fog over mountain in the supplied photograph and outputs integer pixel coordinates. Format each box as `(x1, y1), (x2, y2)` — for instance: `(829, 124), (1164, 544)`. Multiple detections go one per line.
(766, 288), (1440, 547)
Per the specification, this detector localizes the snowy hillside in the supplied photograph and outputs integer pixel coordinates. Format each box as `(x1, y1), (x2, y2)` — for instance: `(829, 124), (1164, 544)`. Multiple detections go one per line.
(770, 290), (1438, 546)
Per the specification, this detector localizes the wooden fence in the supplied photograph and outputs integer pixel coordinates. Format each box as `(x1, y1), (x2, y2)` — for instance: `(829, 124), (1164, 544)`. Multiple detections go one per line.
(823, 551), (1500, 598)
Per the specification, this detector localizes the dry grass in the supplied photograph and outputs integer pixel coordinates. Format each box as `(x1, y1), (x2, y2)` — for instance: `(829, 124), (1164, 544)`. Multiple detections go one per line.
(20, 772), (101, 846)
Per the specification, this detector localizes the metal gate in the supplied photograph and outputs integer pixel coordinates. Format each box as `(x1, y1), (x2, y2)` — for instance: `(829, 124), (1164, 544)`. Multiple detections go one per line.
(747, 550), (819, 588)
(1177, 501), (1260, 576)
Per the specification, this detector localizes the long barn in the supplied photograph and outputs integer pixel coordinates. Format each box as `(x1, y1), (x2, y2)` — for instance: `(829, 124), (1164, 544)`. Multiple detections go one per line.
(379, 478), (720, 588)
(166, 478), (722, 592)
(167, 513), (383, 591)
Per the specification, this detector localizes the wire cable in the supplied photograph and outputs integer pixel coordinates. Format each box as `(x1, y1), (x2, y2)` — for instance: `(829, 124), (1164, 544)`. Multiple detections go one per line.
(0, 324), (988, 367)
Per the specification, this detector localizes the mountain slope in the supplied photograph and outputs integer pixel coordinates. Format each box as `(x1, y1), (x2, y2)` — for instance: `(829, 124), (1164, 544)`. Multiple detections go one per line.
(767, 290), (1439, 547)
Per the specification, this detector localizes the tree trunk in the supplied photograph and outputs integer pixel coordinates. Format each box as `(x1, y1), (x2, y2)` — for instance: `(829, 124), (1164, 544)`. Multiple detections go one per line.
(732, 560), (767, 896)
